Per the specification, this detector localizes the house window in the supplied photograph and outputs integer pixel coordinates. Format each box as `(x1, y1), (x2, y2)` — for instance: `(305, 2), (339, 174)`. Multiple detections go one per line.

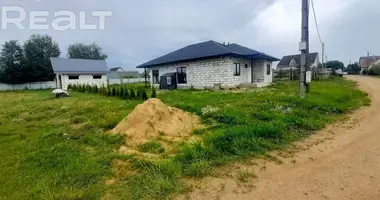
(177, 67), (187, 84)
(93, 75), (102, 79)
(267, 64), (271, 75)
(68, 75), (79, 80)
(152, 70), (159, 84)
(234, 63), (241, 76)
(167, 77), (172, 85)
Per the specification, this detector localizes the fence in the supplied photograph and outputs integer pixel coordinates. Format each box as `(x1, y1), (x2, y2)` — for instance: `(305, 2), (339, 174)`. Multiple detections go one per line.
(108, 78), (147, 85)
(274, 68), (333, 81)
(0, 81), (56, 91)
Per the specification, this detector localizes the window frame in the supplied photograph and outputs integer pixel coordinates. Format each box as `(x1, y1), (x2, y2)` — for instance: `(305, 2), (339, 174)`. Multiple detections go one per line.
(234, 63), (241, 76)
(177, 67), (187, 84)
(93, 75), (102, 79)
(152, 69), (159, 84)
(266, 64), (271, 75)
(68, 75), (79, 80)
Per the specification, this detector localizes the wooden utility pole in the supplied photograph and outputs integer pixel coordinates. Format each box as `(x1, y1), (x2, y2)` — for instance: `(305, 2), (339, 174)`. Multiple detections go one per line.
(322, 43), (325, 69)
(299, 0), (309, 99)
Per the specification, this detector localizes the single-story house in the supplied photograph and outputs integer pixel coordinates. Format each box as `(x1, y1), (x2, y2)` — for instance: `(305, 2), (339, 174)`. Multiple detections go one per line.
(369, 59), (380, 70)
(359, 56), (380, 71)
(107, 67), (141, 79)
(136, 40), (279, 89)
(277, 52), (319, 70)
(50, 58), (108, 90)
(109, 67), (124, 72)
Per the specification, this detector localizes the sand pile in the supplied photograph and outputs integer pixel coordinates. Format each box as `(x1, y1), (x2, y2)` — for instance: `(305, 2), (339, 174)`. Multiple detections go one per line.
(110, 98), (202, 146)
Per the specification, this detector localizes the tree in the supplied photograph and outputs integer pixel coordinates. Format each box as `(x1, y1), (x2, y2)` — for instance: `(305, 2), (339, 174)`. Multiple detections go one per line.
(67, 43), (108, 60)
(151, 87), (157, 98)
(369, 64), (380, 75)
(346, 63), (361, 75)
(130, 88), (136, 99)
(326, 60), (344, 71)
(23, 34), (61, 82)
(0, 40), (25, 84)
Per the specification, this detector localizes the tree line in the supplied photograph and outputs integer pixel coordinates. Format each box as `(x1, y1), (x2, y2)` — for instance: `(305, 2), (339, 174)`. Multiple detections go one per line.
(0, 34), (108, 84)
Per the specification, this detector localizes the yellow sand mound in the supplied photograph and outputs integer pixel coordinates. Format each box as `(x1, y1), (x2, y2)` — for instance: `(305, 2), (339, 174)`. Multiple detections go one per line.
(110, 98), (202, 146)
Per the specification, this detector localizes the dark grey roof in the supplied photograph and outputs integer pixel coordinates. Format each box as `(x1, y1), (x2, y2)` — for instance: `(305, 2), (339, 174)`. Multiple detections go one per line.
(277, 52), (319, 67)
(51, 58), (108, 74)
(137, 40), (279, 68)
(110, 67), (124, 71)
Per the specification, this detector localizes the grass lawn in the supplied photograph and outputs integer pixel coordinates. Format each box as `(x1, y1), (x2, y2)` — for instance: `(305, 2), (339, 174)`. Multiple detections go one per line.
(0, 77), (369, 200)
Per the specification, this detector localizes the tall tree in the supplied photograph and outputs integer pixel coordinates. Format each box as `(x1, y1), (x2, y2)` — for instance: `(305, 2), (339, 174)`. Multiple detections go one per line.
(0, 40), (25, 84)
(67, 43), (108, 60)
(326, 60), (345, 70)
(346, 62), (361, 75)
(23, 34), (61, 82)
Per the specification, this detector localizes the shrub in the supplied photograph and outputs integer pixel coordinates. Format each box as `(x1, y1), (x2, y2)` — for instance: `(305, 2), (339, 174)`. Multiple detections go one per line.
(138, 88), (148, 100)
(119, 87), (124, 99)
(93, 85), (99, 94)
(67, 84), (73, 90)
(107, 87), (112, 96)
(117, 87), (122, 97)
(130, 88), (136, 99)
(369, 64), (380, 75)
(123, 87), (129, 100)
(151, 87), (157, 98)
(111, 87), (117, 97)
(72, 84), (77, 91)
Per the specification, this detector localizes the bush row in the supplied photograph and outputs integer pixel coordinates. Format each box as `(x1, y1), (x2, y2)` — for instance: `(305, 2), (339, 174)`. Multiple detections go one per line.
(68, 84), (157, 100)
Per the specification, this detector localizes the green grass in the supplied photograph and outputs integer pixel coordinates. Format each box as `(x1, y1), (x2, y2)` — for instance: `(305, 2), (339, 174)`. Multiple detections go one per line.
(0, 91), (141, 199)
(139, 141), (165, 154)
(0, 77), (370, 200)
(237, 170), (258, 183)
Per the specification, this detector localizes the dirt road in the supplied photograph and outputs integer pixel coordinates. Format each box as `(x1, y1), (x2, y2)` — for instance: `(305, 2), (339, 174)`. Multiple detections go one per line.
(180, 76), (380, 200)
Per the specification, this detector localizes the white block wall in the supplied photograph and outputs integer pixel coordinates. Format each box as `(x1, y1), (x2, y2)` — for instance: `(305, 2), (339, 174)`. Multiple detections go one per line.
(58, 74), (108, 90)
(149, 56), (273, 89)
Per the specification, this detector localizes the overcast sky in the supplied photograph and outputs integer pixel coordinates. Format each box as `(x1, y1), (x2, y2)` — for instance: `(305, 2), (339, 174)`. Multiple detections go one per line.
(0, 0), (379, 71)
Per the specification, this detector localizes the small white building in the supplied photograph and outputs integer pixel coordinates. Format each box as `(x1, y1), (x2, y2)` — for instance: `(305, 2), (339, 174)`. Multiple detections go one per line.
(50, 58), (108, 90)
(136, 40), (279, 89)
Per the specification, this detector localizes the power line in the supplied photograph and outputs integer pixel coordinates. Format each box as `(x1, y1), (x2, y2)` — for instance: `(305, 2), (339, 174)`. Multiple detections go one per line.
(310, 0), (326, 68)
(310, 0), (323, 44)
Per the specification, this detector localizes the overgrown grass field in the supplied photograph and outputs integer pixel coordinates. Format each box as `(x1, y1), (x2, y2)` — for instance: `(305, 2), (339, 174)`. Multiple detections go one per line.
(0, 78), (369, 200)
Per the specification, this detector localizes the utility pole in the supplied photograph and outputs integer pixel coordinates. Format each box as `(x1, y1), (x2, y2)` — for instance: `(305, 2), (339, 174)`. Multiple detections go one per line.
(322, 43), (325, 69)
(299, 0), (309, 99)
(366, 51), (370, 68)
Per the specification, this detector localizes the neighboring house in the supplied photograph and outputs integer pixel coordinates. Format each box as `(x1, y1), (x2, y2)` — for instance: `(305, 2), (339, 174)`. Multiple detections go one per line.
(359, 56), (380, 71)
(136, 40), (279, 89)
(50, 58), (108, 90)
(109, 67), (125, 72)
(367, 58), (380, 70)
(277, 52), (319, 70)
(107, 70), (141, 79)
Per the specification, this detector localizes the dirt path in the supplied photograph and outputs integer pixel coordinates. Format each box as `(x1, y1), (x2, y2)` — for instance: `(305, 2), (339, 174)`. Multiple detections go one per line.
(179, 76), (380, 200)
